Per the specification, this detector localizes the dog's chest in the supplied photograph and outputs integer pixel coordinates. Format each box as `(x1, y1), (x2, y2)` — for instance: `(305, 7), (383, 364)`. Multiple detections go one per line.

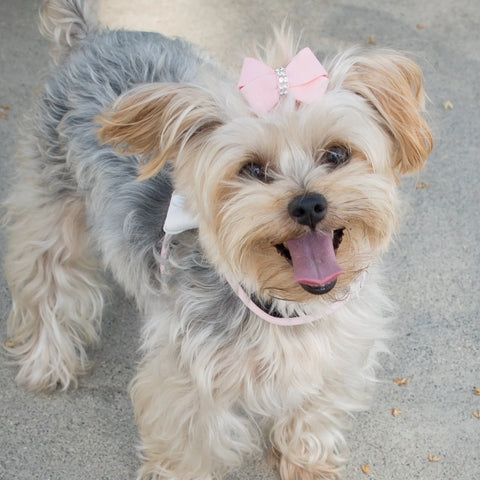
(236, 323), (344, 413)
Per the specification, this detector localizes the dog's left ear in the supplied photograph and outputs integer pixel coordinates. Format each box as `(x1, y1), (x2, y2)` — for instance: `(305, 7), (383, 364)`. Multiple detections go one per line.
(344, 51), (433, 175)
(96, 83), (224, 180)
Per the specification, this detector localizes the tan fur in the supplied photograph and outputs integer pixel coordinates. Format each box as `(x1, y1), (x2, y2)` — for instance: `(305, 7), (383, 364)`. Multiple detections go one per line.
(5, 188), (104, 391)
(96, 83), (224, 180)
(95, 48), (430, 303)
(270, 447), (342, 480)
(343, 52), (433, 175)
(175, 102), (398, 303)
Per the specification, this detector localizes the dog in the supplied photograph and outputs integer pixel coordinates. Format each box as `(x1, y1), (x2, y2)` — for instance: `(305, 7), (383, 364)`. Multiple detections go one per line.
(4, 1), (432, 479)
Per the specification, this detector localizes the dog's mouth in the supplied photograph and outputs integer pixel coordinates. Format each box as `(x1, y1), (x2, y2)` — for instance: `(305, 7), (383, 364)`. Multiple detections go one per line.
(275, 229), (345, 295)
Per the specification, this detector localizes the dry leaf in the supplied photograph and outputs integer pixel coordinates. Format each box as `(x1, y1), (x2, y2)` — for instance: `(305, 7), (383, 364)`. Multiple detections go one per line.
(416, 24), (426, 29)
(366, 36), (376, 45)
(4, 340), (15, 348)
(392, 408), (402, 417)
(360, 464), (371, 474)
(0, 113), (8, 120)
(394, 377), (411, 386)
(443, 100), (453, 110)
(416, 182), (430, 189)
(428, 454), (441, 462)
(473, 411), (480, 419)
(1, 105), (9, 110)
(474, 387), (480, 396)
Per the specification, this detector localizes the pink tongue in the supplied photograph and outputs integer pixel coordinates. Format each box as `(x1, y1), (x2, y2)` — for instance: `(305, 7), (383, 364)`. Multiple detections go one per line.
(286, 232), (345, 286)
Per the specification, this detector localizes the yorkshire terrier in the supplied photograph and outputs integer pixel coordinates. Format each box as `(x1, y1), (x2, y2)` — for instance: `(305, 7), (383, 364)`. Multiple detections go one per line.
(4, 0), (432, 479)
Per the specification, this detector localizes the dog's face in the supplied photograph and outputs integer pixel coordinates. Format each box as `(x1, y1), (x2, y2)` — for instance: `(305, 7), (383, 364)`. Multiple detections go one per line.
(189, 103), (398, 303)
(97, 45), (432, 304)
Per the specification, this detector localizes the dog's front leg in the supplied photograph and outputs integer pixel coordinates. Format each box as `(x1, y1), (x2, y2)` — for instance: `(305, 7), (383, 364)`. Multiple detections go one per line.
(131, 343), (255, 480)
(269, 400), (347, 480)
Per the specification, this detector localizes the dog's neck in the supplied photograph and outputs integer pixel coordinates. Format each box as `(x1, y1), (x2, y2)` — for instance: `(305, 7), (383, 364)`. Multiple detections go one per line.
(225, 272), (367, 326)
(162, 193), (366, 326)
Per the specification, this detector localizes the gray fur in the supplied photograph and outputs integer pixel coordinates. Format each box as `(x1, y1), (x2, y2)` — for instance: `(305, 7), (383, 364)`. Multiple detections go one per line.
(21, 18), (223, 300)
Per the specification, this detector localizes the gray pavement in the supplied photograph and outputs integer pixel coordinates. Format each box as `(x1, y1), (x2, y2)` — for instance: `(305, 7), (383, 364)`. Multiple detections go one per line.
(1, 1), (479, 479)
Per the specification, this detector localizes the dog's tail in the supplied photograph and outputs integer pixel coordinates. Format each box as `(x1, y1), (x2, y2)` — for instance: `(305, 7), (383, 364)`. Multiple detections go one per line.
(39, 0), (99, 63)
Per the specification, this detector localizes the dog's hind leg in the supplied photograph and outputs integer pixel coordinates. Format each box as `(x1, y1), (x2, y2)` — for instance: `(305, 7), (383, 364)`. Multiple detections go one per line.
(4, 182), (105, 392)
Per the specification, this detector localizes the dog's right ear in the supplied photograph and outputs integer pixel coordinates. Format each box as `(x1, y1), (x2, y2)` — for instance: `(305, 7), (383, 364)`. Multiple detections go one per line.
(96, 83), (224, 180)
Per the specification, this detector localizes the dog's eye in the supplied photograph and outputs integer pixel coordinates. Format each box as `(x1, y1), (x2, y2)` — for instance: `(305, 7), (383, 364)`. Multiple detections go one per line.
(322, 146), (351, 167)
(239, 162), (272, 183)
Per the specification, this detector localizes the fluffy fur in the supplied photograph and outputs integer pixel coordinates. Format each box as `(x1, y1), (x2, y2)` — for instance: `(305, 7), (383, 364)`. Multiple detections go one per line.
(4, 1), (432, 479)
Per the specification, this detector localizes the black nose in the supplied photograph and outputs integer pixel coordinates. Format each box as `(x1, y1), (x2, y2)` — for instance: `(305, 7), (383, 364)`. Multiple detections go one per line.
(288, 193), (328, 228)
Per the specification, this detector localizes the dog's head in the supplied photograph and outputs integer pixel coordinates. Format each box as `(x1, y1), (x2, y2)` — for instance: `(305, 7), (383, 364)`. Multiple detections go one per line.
(97, 34), (432, 304)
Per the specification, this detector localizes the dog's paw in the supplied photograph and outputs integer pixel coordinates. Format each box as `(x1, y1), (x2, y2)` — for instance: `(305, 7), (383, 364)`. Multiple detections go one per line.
(137, 466), (213, 480)
(6, 336), (91, 392)
(268, 447), (342, 480)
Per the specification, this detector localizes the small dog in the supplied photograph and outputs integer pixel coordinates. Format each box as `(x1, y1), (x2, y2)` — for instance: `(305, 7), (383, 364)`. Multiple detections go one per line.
(4, 1), (432, 479)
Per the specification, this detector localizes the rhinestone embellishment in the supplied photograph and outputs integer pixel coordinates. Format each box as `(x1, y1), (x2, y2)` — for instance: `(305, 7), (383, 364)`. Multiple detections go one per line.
(275, 67), (289, 95)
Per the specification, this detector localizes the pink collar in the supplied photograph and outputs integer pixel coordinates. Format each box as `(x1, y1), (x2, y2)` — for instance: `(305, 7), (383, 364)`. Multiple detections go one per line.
(225, 272), (366, 326)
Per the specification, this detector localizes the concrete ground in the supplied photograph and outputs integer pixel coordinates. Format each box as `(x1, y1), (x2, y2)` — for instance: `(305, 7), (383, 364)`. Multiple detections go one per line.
(0, 0), (479, 479)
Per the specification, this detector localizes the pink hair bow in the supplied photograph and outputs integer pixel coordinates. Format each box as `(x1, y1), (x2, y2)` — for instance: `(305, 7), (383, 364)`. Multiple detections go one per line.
(237, 47), (329, 113)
